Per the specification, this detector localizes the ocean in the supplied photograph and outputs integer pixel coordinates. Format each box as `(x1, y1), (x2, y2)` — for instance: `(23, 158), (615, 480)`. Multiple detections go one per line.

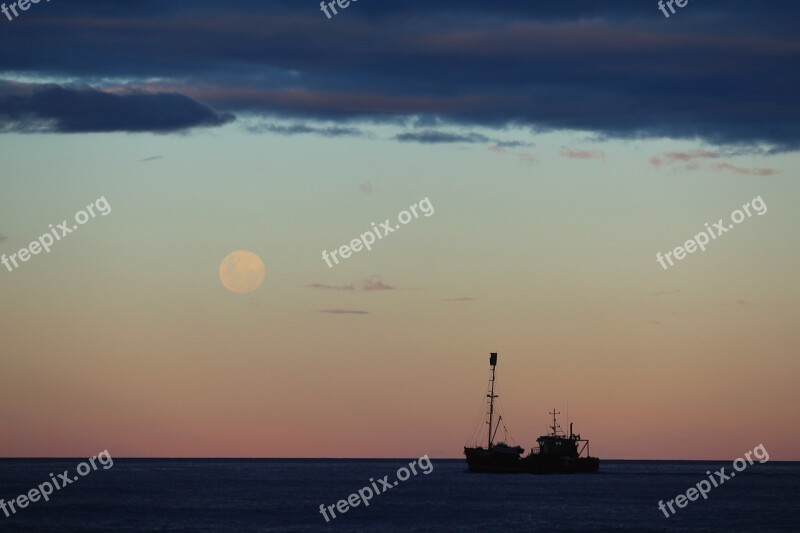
(0, 459), (798, 532)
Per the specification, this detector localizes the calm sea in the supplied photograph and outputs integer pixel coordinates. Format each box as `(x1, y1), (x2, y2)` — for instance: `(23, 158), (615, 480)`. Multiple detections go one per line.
(0, 459), (797, 532)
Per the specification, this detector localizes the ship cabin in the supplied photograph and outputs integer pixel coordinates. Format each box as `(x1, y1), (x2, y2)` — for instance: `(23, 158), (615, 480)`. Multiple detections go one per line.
(536, 435), (580, 458)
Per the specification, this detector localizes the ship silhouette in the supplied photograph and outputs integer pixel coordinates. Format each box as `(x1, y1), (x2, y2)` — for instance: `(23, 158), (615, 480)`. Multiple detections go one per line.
(464, 352), (600, 474)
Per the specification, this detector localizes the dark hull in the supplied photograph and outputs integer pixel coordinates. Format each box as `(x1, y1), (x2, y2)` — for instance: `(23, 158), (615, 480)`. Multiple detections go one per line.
(465, 448), (599, 474)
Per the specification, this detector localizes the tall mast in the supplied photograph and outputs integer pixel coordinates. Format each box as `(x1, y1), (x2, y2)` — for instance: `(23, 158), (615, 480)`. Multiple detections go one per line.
(487, 353), (498, 449)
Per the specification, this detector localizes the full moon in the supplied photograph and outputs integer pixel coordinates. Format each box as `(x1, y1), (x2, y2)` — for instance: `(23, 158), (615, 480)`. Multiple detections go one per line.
(219, 251), (266, 293)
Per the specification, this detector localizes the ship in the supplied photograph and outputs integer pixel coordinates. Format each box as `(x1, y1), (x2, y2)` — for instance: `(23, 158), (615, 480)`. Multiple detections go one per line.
(463, 352), (600, 474)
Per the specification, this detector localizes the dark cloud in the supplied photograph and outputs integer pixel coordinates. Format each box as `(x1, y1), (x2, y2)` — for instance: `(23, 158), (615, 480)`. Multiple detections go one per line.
(0, 233), (7, 243)
(495, 140), (533, 149)
(396, 131), (490, 144)
(443, 297), (476, 302)
(0, 1), (798, 149)
(247, 122), (363, 137)
(396, 130), (532, 147)
(319, 309), (369, 315)
(139, 156), (163, 162)
(0, 84), (233, 133)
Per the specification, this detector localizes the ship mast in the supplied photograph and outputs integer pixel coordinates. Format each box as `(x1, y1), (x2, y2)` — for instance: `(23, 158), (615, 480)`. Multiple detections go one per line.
(487, 352), (498, 449)
(550, 409), (561, 436)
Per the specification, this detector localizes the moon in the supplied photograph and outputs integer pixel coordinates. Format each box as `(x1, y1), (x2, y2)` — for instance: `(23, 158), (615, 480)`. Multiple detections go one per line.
(219, 251), (265, 293)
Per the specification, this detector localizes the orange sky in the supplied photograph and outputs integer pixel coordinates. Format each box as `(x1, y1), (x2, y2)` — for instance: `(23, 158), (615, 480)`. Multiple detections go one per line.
(1, 130), (799, 460)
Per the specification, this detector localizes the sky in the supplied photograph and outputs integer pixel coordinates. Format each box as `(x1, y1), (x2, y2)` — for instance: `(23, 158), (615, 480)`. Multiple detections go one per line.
(1, 0), (799, 460)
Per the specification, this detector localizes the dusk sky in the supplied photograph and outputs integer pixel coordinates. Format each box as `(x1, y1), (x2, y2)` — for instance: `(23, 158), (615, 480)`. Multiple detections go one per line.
(1, 1), (798, 460)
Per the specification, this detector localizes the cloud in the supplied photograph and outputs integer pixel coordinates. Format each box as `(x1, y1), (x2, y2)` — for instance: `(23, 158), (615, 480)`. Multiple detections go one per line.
(358, 181), (374, 194)
(247, 122), (363, 137)
(361, 277), (394, 291)
(0, 233), (7, 243)
(649, 150), (720, 167)
(708, 163), (780, 176)
(306, 277), (395, 291)
(496, 140), (533, 148)
(650, 151), (779, 175)
(0, 83), (233, 133)
(396, 131), (490, 144)
(397, 130), (531, 148)
(443, 297), (476, 302)
(319, 309), (369, 315)
(1, 1), (798, 150)
(139, 155), (163, 162)
(489, 145), (537, 165)
(652, 289), (680, 297)
(560, 148), (605, 159)
(306, 283), (355, 291)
